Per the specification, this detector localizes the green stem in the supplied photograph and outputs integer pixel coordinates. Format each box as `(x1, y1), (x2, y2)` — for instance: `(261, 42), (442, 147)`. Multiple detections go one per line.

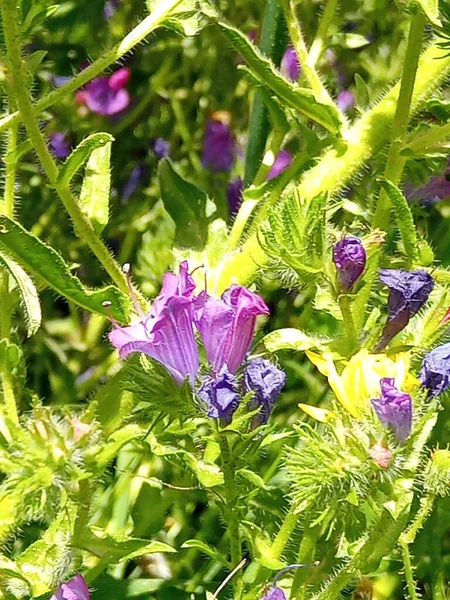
(0, 370), (18, 426)
(373, 9), (426, 229)
(0, 0), (185, 135)
(0, 0), (130, 296)
(338, 294), (358, 351)
(290, 516), (319, 600)
(308, 0), (339, 67)
(271, 506), (301, 560)
(401, 494), (435, 545)
(399, 541), (418, 600)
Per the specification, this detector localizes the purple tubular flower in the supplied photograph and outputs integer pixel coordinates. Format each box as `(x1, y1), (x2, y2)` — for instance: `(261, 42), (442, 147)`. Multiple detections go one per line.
(332, 236), (366, 291)
(266, 150), (292, 181)
(49, 132), (71, 159)
(377, 269), (434, 350)
(198, 367), (241, 424)
(153, 138), (171, 159)
(420, 342), (450, 397)
(83, 67), (131, 116)
(50, 575), (90, 600)
(108, 261), (199, 385)
(227, 176), (243, 215)
(244, 358), (286, 426)
(194, 285), (269, 374)
(201, 119), (236, 172)
(371, 378), (412, 443)
(260, 589), (287, 600)
(337, 90), (355, 113)
(280, 46), (300, 82)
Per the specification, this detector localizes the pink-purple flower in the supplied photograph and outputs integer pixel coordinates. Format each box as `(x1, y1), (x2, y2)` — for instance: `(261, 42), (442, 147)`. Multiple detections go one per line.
(266, 150), (292, 181)
(201, 117), (236, 172)
(336, 90), (355, 113)
(333, 236), (366, 292)
(49, 131), (71, 159)
(50, 574), (90, 600)
(420, 342), (450, 397)
(280, 46), (300, 82)
(77, 67), (131, 116)
(371, 378), (412, 443)
(260, 589), (287, 600)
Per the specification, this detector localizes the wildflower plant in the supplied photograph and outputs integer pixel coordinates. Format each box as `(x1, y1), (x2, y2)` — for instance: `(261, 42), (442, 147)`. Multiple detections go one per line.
(2, 0), (450, 599)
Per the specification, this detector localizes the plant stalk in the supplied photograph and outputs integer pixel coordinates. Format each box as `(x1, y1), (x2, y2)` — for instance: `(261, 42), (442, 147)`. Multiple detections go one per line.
(308, 0), (339, 67)
(400, 540), (419, 600)
(290, 516), (319, 600)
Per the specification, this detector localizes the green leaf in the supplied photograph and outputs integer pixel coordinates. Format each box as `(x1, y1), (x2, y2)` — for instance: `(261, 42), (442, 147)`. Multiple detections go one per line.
(380, 179), (418, 265)
(25, 50), (47, 73)
(0, 216), (129, 322)
(353, 248), (381, 331)
(303, 193), (328, 261)
(181, 539), (228, 565)
(261, 328), (324, 353)
(4, 140), (33, 165)
(411, 0), (441, 25)
(183, 454), (224, 488)
(158, 158), (208, 250)
(0, 249), (41, 337)
(354, 73), (370, 109)
(58, 133), (115, 186)
(0, 339), (21, 372)
(200, 3), (342, 135)
(79, 141), (111, 234)
(22, 4), (59, 34)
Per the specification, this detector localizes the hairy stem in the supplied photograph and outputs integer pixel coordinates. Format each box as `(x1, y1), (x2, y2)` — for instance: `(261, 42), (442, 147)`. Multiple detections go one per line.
(271, 506), (301, 560)
(373, 9), (426, 228)
(308, 0), (339, 67)
(400, 541), (419, 600)
(290, 516), (319, 600)
(338, 294), (358, 352)
(401, 494), (435, 545)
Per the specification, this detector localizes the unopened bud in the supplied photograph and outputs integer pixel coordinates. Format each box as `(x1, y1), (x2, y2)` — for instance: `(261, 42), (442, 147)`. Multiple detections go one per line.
(369, 443), (392, 469)
(426, 449), (450, 496)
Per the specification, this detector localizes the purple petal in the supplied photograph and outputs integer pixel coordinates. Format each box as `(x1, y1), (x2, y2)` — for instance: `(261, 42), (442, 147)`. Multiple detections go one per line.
(109, 321), (151, 357)
(194, 292), (235, 371)
(201, 119), (236, 172)
(280, 46), (300, 82)
(371, 377), (412, 443)
(53, 75), (73, 87)
(332, 236), (366, 291)
(244, 358), (286, 426)
(266, 150), (292, 181)
(261, 589), (287, 600)
(109, 67), (131, 91)
(420, 341), (450, 397)
(336, 90), (355, 113)
(49, 132), (71, 159)
(227, 176), (243, 215)
(153, 138), (171, 159)
(198, 366), (241, 423)
(84, 78), (130, 115)
(50, 575), (90, 600)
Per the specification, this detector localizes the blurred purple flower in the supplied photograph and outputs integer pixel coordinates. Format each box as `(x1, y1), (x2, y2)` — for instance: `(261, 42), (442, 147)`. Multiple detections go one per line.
(201, 117), (236, 172)
(79, 67), (131, 116)
(261, 589), (287, 600)
(198, 366), (241, 424)
(244, 357), (285, 427)
(50, 575), (90, 600)
(227, 176), (243, 215)
(194, 285), (269, 374)
(376, 269), (434, 350)
(53, 75), (72, 87)
(49, 132), (71, 159)
(333, 236), (366, 291)
(108, 261), (199, 385)
(281, 46), (300, 82)
(122, 164), (146, 203)
(266, 150), (292, 181)
(405, 174), (450, 206)
(153, 138), (170, 159)
(371, 378), (412, 443)
(104, 0), (120, 18)
(337, 90), (355, 113)
(420, 342), (450, 397)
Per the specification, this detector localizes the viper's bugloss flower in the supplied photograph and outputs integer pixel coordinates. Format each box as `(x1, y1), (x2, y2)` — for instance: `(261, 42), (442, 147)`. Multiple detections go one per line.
(108, 262), (199, 385)
(122, 164), (146, 203)
(280, 46), (300, 82)
(78, 67), (131, 116)
(371, 377), (412, 443)
(332, 236), (366, 291)
(244, 358), (286, 426)
(198, 366), (240, 424)
(266, 150), (292, 181)
(201, 117), (236, 172)
(307, 348), (416, 418)
(227, 176), (243, 215)
(50, 575), (90, 600)
(49, 132), (71, 159)
(260, 588), (287, 600)
(337, 90), (355, 113)
(377, 269), (434, 350)
(420, 342), (450, 397)
(194, 285), (269, 374)
(153, 137), (170, 159)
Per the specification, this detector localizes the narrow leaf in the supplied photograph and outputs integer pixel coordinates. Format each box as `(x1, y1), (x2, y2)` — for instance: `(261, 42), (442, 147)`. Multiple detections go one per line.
(58, 132), (114, 186)
(261, 328), (324, 353)
(181, 539), (228, 564)
(380, 179), (418, 264)
(0, 216), (129, 321)
(79, 142), (111, 234)
(4, 140), (33, 165)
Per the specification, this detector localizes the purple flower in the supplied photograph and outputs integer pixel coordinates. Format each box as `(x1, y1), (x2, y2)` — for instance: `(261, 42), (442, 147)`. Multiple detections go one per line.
(122, 164), (146, 203)
(266, 150), (292, 181)
(50, 575), (90, 600)
(376, 269), (434, 350)
(108, 261), (199, 385)
(201, 118), (236, 172)
(49, 132), (71, 159)
(104, 0), (120, 18)
(198, 367), (241, 423)
(194, 285), (269, 374)
(260, 589), (287, 600)
(371, 378), (412, 443)
(420, 342), (450, 397)
(227, 177), (243, 215)
(53, 75), (73, 87)
(405, 173), (450, 206)
(332, 236), (366, 291)
(280, 46), (300, 82)
(337, 90), (355, 113)
(153, 138), (170, 159)
(80, 67), (131, 116)
(244, 358), (285, 426)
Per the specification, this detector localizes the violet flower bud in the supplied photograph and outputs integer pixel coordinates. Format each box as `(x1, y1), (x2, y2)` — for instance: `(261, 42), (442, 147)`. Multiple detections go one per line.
(332, 236), (366, 291)
(377, 269), (434, 350)
(198, 367), (241, 425)
(371, 378), (413, 444)
(266, 150), (292, 181)
(420, 341), (450, 397)
(227, 176), (243, 215)
(50, 575), (90, 600)
(153, 137), (170, 159)
(201, 118), (236, 172)
(244, 358), (286, 427)
(336, 90), (355, 113)
(49, 132), (71, 160)
(280, 46), (300, 82)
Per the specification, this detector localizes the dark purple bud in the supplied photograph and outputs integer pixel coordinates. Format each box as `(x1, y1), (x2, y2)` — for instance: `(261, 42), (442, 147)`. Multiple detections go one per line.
(227, 176), (243, 215)
(377, 269), (434, 350)
(332, 236), (366, 291)
(280, 46), (300, 82)
(420, 342), (450, 397)
(336, 90), (355, 113)
(201, 118), (236, 172)
(49, 132), (71, 159)
(371, 378), (412, 443)
(153, 137), (170, 159)
(244, 358), (285, 427)
(260, 589), (287, 600)
(266, 150), (292, 181)
(198, 367), (241, 425)
(50, 575), (90, 600)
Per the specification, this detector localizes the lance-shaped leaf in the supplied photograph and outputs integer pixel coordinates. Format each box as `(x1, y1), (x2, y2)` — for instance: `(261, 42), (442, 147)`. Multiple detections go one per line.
(200, 3), (342, 135)
(0, 216), (129, 321)
(58, 132), (114, 186)
(380, 179), (418, 265)
(79, 141), (112, 234)
(0, 249), (41, 337)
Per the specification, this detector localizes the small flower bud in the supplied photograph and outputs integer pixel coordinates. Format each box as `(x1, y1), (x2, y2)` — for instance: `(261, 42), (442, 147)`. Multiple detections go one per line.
(426, 449), (450, 496)
(371, 378), (412, 444)
(369, 442), (392, 469)
(420, 341), (450, 397)
(332, 236), (366, 292)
